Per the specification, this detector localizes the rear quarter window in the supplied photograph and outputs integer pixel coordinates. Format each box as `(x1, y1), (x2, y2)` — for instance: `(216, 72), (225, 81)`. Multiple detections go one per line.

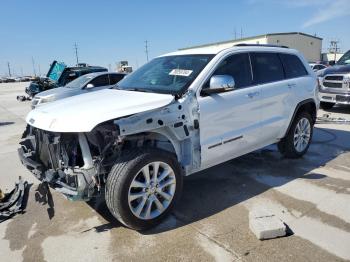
(250, 52), (285, 84)
(280, 53), (308, 78)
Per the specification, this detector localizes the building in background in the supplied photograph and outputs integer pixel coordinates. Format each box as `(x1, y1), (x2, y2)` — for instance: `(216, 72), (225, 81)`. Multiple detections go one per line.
(180, 32), (322, 62)
(116, 61), (133, 73)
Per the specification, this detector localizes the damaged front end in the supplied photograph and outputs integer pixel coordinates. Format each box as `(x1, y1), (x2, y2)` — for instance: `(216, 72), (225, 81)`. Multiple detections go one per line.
(18, 124), (120, 201)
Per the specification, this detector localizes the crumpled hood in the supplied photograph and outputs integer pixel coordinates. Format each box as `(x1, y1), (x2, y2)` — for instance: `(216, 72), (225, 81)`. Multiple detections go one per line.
(318, 64), (350, 76)
(26, 89), (174, 132)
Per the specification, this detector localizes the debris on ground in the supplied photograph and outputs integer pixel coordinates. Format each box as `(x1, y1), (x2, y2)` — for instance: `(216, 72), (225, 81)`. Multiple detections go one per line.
(0, 177), (29, 223)
(316, 114), (350, 124)
(249, 208), (287, 240)
(35, 182), (55, 219)
(16, 95), (31, 102)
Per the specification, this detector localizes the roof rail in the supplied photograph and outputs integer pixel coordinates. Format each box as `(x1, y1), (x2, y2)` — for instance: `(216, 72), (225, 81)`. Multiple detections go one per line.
(234, 43), (289, 48)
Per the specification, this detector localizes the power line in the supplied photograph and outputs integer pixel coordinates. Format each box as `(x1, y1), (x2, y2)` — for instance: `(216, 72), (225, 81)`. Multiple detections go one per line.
(328, 40), (340, 61)
(145, 40), (149, 62)
(74, 42), (79, 65)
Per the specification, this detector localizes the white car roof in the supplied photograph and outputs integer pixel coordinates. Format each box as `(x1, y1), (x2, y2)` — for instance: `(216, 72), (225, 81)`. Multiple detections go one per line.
(161, 45), (300, 57)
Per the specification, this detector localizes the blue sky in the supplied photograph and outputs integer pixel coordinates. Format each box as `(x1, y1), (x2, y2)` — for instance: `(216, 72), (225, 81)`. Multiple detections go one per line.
(0, 0), (349, 76)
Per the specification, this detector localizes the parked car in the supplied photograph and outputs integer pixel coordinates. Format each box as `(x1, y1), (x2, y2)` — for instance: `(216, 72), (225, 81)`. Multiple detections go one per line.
(18, 45), (318, 230)
(309, 63), (327, 72)
(317, 50), (350, 109)
(25, 61), (107, 98)
(31, 72), (126, 108)
(2, 77), (16, 83)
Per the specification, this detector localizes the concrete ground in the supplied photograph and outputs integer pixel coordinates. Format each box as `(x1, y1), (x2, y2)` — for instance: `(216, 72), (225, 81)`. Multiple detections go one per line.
(1, 82), (350, 262)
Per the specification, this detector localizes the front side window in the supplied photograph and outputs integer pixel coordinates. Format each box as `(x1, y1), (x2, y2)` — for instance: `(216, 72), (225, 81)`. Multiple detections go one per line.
(117, 55), (214, 95)
(280, 54), (308, 78)
(65, 74), (95, 88)
(251, 52), (284, 84)
(207, 53), (253, 89)
(89, 74), (109, 87)
(337, 50), (350, 65)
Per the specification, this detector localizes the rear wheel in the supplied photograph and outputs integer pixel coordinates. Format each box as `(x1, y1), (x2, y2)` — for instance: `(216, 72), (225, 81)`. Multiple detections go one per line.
(106, 148), (183, 230)
(320, 102), (335, 110)
(278, 111), (313, 158)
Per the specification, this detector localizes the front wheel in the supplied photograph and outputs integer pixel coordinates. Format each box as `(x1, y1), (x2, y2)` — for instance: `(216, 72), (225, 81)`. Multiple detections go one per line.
(278, 111), (313, 158)
(106, 148), (183, 230)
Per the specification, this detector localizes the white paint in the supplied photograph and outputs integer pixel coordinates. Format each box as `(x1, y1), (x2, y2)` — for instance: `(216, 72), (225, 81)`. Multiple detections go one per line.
(196, 234), (236, 262)
(0, 220), (25, 262)
(26, 89), (174, 132)
(251, 174), (350, 223)
(244, 197), (350, 260)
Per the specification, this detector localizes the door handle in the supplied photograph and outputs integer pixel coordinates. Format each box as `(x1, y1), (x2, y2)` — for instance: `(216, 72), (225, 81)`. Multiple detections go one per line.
(247, 91), (259, 98)
(288, 83), (296, 88)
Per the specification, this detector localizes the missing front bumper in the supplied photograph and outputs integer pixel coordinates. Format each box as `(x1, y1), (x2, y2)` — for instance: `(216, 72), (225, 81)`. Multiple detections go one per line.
(18, 128), (97, 201)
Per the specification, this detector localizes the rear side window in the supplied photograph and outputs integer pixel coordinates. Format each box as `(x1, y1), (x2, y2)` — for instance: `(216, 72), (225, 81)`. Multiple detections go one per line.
(251, 53), (284, 84)
(280, 54), (308, 78)
(109, 74), (125, 85)
(211, 53), (253, 88)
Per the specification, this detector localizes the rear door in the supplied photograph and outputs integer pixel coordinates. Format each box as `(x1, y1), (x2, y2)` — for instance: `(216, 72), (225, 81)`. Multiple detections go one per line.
(198, 53), (262, 169)
(250, 52), (292, 143)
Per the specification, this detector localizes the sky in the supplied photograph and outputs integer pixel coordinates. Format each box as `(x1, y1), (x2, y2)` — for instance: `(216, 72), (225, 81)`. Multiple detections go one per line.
(0, 0), (349, 76)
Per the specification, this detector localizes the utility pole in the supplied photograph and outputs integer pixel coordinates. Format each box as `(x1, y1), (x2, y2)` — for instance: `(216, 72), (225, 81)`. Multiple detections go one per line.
(74, 42), (79, 65)
(7, 62), (11, 77)
(32, 57), (36, 77)
(145, 40), (149, 62)
(240, 28), (243, 39)
(234, 27), (237, 40)
(329, 40), (340, 62)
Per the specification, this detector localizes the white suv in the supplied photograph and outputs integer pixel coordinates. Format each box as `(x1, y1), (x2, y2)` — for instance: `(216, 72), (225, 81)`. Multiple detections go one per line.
(18, 45), (319, 230)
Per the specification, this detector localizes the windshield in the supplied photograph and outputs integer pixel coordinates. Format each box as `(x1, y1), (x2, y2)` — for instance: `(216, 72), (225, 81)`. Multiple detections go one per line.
(65, 74), (95, 88)
(336, 50), (350, 65)
(116, 54), (214, 95)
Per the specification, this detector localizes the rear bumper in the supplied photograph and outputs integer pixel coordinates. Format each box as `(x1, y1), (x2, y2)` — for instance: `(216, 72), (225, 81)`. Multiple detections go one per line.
(319, 92), (350, 105)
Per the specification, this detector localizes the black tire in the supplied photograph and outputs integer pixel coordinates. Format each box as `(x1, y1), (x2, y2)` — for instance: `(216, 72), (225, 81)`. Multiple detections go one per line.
(320, 102), (335, 110)
(278, 111), (313, 158)
(105, 147), (183, 230)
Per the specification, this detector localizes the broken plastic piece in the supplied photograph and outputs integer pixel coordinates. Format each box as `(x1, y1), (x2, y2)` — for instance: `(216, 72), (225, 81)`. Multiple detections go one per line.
(16, 95), (31, 102)
(0, 177), (28, 223)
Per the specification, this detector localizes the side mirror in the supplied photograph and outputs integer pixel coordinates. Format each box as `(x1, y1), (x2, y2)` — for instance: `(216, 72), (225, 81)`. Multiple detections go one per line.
(86, 83), (94, 88)
(328, 60), (335, 66)
(202, 75), (235, 95)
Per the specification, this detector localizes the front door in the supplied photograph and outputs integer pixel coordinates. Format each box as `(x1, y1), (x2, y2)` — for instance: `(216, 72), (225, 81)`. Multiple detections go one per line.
(197, 53), (262, 169)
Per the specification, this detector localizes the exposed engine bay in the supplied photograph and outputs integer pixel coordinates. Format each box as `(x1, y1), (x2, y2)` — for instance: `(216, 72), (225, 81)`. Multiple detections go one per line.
(18, 93), (201, 201)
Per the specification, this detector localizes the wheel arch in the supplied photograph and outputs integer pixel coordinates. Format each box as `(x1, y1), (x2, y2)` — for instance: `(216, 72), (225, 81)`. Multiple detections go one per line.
(284, 99), (317, 138)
